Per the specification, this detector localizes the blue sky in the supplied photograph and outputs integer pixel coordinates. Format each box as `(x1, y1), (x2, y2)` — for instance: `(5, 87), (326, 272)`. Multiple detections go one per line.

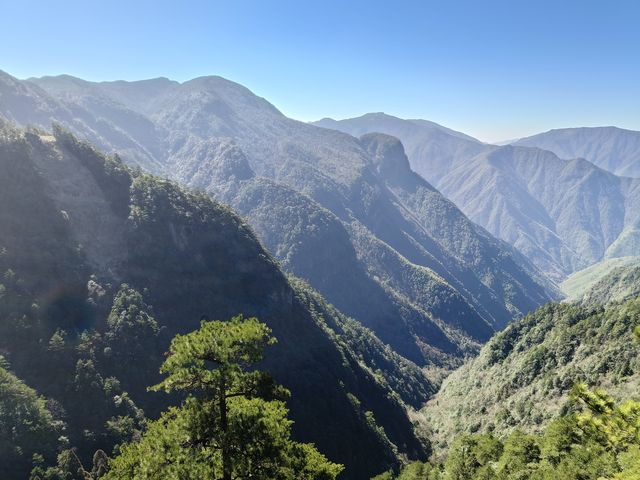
(1, 0), (639, 142)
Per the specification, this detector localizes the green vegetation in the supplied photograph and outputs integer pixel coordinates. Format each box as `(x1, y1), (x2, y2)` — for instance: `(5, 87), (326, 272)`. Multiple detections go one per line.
(0, 124), (429, 479)
(414, 280), (640, 478)
(377, 384), (640, 480)
(580, 261), (640, 306)
(560, 257), (640, 302)
(290, 278), (435, 409)
(106, 315), (342, 480)
(375, 329), (640, 479)
(219, 166), (481, 366)
(0, 359), (60, 479)
(425, 297), (640, 448)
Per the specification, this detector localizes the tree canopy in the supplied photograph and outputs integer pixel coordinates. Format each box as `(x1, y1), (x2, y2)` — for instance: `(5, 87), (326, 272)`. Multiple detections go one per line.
(105, 315), (343, 480)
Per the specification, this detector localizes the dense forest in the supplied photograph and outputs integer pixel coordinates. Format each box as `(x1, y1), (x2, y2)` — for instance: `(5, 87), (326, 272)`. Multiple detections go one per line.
(376, 379), (640, 479)
(374, 303), (640, 479)
(425, 294), (640, 447)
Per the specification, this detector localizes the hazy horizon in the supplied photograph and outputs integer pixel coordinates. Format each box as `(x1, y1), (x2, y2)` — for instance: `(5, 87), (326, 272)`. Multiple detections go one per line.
(2, 0), (640, 142)
(4, 69), (636, 145)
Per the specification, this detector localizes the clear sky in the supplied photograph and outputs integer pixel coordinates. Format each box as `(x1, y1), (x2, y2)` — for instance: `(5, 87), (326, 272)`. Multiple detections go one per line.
(1, 0), (639, 142)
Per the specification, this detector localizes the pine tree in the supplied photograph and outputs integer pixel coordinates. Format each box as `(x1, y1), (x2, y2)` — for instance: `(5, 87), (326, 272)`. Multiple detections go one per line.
(105, 315), (343, 480)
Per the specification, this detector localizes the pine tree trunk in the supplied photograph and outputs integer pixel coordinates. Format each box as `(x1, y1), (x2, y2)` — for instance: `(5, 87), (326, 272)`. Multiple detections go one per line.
(220, 375), (232, 480)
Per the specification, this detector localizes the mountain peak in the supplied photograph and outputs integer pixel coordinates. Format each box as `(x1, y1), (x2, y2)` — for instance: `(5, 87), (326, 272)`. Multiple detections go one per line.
(546, 125), (629, 134)
(181, 74), (239, 87)
(0, 69), (20, 85)
(100, 76), (177, 88)
(359, 132), (412, 177)
(178, 75), (283, 116)
(361, 112), (396, 119)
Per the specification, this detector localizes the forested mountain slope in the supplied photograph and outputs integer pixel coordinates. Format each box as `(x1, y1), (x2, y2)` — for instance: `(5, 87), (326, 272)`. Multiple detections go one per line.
(0, 360), (60, 479)
(561, 256), (640, 302)
(579, 261), (640, 306)
(0, 70), (556, 367)
(423, 292), (640, 451)
(318, 114), (640, 282)
(0, 122), (432, 479)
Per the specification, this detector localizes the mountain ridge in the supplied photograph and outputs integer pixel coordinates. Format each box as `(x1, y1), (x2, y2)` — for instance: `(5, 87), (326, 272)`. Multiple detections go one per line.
(0, 70), (557, 368)
(318, 114), (640, 282)
(513, 126), (640, 177)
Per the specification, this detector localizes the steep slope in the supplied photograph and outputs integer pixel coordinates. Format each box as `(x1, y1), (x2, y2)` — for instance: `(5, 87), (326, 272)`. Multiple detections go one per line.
(358, 133), (553, 325)
(579, 261), (640, 305)
(514, 126), (640, 178)
(0, 71), (556, 367)
(152, 79), (555, 351)
(438, 146), (640, 281)
(0, 71), (166, 172)
(0, 361), (60, 480)
(423, 295), (640, 451)
(317, 114), (640, 282)
(0, 123), (432, 479)
(214, 175), (468, 364)
(561, 257), (640, 302)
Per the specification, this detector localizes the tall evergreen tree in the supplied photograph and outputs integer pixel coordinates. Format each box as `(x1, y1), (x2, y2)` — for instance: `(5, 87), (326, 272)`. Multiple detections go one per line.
(105, 315), (343, 480)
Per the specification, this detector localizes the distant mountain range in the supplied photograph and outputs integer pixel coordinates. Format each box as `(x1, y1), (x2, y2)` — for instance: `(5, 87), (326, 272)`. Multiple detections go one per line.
(314, 114), (640, 282)
(0, 70), (556, 368)
(513, 126), (640, 177)
(314, 114), (486, 186)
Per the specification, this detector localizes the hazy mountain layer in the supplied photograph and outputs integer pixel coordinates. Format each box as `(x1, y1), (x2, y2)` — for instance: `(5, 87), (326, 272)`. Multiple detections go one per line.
(314, 113), (486, 185)
(318, 114), (640, 282)
(0, 123), (432, 479)
(0, 70), (556, 367)
(438, 146), (640, 281)
(514, 126), (640, 178)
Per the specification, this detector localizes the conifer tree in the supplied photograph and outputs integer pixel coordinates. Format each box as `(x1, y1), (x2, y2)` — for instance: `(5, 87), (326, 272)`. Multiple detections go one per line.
(105, 315), (343, 480)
